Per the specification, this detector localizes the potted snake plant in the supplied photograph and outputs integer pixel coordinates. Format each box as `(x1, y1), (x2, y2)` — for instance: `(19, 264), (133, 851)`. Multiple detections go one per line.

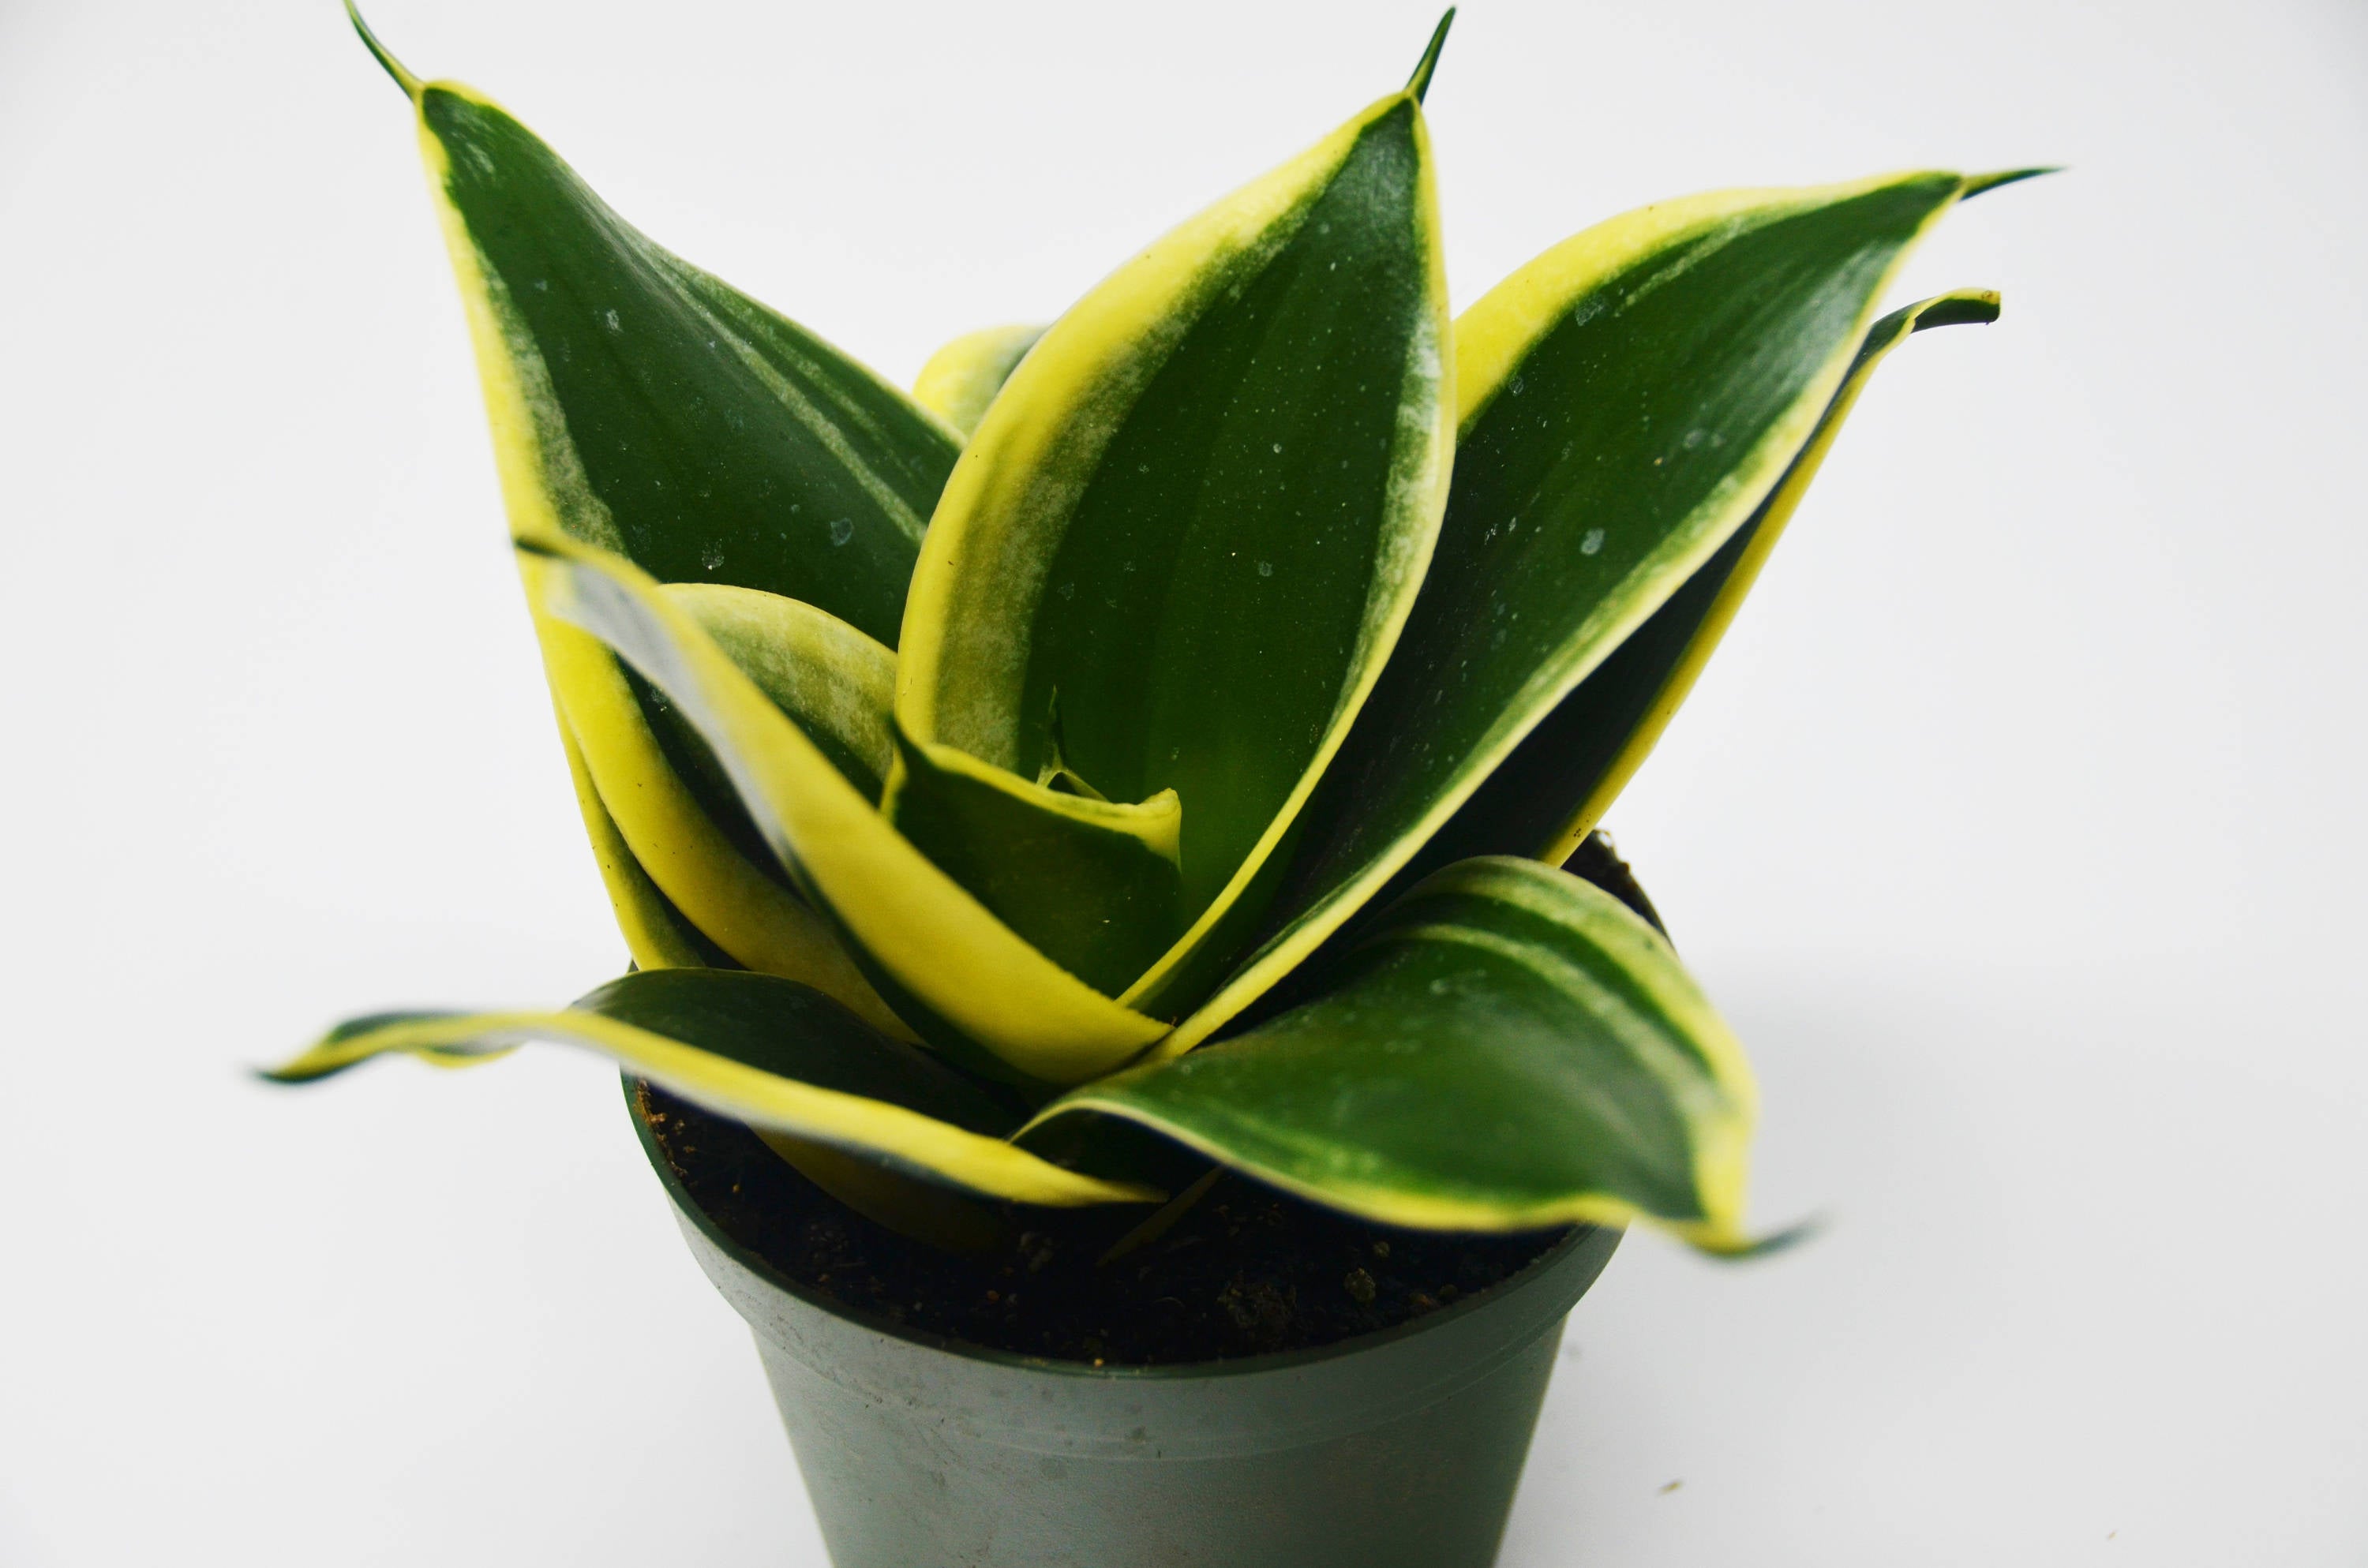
(272, 7), (2036, 1563)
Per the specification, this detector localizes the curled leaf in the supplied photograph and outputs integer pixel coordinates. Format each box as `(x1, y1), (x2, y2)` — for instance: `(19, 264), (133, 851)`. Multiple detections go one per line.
(268, 969), (1160, 1208)
(1031, 857), (1754, 1247)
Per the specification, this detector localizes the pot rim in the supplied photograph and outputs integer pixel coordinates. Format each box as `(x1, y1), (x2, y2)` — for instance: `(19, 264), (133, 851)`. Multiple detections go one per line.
(628, 1074), (1617, 1384)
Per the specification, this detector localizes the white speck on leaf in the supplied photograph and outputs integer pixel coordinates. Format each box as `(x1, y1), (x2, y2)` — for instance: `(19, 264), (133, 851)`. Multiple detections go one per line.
(828, 517), (854, 546)
(701, 542), (723, 572)
(604, 309), (621, 334)
(1580, 529), (1606, 556)
(1257, 560), (1273, 578)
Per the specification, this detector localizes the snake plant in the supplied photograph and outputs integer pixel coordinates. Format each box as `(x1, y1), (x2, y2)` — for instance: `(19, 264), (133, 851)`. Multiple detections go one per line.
(272, 6), (2034, 1256)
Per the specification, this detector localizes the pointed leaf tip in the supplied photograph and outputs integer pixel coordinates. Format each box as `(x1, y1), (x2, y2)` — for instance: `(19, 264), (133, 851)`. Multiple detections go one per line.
(1691, 1214), (1823, 1260)
(1961, 166), (2059, 199)
(345, 0), (422, 100)
(1904, 287), (2003, 331)
(1407, 9), (1456, 103)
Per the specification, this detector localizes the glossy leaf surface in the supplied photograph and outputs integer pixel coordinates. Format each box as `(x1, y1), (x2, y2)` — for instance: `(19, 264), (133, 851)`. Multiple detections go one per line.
(539, 613), (904, 1035)
(663, 582), (897, 803)
(1403, 289), (2006, 885)
(912, 324), (1043, 437)
(317, 6), (2051, 1265)
(883, 730), (1185, 997)
(1161, 172), (1983, 1054)
(622, 586), (898, 929)
(526, 533), (1170, 1084)
(268, 970), (1156, 1206)
(364, 24), (968, 1005)
(1029, 856), (1755, 1242)
(410, 76), (954, 643)
(897, 85), (1452, 1019)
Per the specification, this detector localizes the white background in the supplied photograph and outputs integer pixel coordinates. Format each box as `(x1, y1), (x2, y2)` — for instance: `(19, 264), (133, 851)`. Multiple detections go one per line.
(2, 0), (2362, 1561)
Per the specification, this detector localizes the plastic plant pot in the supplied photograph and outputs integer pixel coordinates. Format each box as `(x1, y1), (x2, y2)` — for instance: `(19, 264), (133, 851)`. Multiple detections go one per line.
(631, 1080), (1621, 1568)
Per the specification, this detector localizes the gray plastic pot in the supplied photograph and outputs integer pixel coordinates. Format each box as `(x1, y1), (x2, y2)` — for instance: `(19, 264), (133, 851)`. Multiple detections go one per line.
(631, 1086), (1620, 1568)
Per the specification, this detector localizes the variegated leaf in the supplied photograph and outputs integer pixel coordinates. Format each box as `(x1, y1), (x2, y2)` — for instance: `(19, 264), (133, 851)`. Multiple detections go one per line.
(267, 969), (1158, 1207)
(913, 324), (1044, 438)
(882, 728), (1185, 997)
(1157, 171), (2014, 1056)
(1029, 855), (1755, 1245)
(1411, 289), (2009, 881)
(524, 533), (1171, 1086)
(896, 68), (1454, 1021)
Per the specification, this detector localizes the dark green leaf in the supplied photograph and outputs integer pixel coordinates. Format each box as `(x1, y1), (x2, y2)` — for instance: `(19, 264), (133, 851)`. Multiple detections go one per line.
(579, 969), (1017, 1133)
(266, 967), (1159, 1204)
(1162, 173), (1988, 1052)
(415, 80), (957, 644)
(1395, 289), (2006, 889)
(1029, 856), (1755, 1244)
(883, 727), (1186, 997)
(526, 534), (1171, 1085)
(898, 88), (1453, 1019)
